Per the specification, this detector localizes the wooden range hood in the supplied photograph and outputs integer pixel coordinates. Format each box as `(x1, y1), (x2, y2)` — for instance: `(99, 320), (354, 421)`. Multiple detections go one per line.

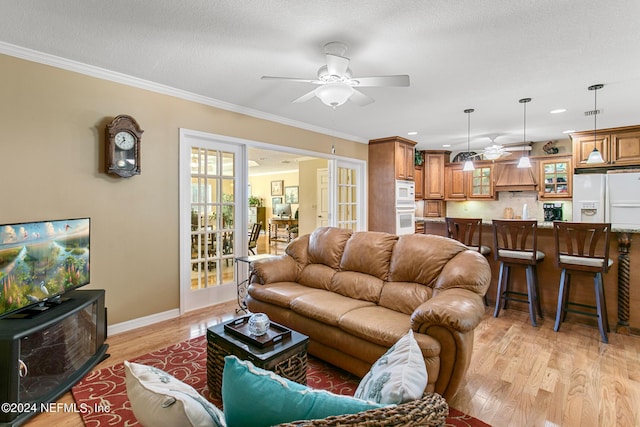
(494, 162), (538, 192)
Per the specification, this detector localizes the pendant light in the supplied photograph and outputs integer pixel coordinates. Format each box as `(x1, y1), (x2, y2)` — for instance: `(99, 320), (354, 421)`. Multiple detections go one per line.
(462, 108), (475, 171)
(586, 84), (605, 164)
(517, 98), (532, 168)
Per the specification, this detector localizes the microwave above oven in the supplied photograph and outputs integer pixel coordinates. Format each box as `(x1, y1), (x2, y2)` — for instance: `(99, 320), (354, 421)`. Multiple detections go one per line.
(395, 180), (415, 204)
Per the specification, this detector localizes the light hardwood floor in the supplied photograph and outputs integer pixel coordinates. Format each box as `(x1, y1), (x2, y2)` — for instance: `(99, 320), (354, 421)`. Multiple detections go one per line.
(25, 303), (640, 427)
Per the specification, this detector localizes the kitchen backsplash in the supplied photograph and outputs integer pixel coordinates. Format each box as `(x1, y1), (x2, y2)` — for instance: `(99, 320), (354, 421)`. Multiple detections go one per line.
(418, 192), (573, 221)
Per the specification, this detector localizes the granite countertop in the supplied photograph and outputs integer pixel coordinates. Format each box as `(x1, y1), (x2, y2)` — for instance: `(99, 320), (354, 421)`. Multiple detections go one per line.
(415, 217), (640, 233)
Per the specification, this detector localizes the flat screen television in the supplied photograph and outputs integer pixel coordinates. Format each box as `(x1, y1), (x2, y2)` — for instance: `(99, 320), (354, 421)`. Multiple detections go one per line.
(274, 203), (292, 218)
(0, 217), (90, 319)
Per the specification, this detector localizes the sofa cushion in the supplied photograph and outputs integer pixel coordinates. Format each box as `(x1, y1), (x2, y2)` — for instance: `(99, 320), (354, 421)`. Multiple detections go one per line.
(222, 355), (386, 427)
(340, 231), (398, 280)
(378, 281), (433, 315)
(290, 290), (375, 326)
(389, 234), (467, 285)
(248, 282), (322, 309)
(329, 271), (384, 303)
(308, 227), (353, 270)
(298, 264), (337, 290)
(354, 330), (428, 404)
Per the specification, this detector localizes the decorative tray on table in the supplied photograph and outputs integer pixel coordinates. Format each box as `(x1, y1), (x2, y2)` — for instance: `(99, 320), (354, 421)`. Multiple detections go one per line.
(224, 316), (291, 348)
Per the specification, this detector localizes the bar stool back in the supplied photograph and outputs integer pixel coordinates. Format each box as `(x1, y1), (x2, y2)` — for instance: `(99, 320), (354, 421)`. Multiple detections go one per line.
(492, 219), (544, 326)
(553, 221), (613, 343)
(445, 217), (491, 305)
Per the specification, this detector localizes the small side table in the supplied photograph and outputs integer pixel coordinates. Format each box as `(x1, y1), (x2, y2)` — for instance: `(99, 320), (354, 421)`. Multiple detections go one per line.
(206, 318), (309, 399)
(234, 254), (277, 313)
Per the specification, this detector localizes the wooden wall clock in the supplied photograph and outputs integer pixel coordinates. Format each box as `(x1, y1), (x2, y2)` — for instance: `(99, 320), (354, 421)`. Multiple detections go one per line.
(105, 115), (143, 178)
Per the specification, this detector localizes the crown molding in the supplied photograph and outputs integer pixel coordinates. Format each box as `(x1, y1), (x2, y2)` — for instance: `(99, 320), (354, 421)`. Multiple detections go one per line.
(0, 41), (366, 144)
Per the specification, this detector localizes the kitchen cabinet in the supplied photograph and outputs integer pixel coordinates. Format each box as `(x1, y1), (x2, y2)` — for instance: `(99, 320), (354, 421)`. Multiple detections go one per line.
(368, 136), (418, 233)
(538, 156), (572, 199)
(444, 162), (495, 200)
(424, 200), (445, 217)
(414, 163), (424, 199)
(572, 125), (640, 168)
(444, 164), (467, 200)
(424, 151), (450, 199)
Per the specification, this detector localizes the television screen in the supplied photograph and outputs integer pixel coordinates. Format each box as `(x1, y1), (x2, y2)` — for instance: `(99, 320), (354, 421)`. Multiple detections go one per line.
(274, 203), (292, 218)
(0, 218), (90, 319)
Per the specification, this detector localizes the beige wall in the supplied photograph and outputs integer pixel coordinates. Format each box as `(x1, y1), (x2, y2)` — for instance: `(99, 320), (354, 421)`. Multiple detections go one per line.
(0, 54), (367, 324)
(249, 171), (299, 217)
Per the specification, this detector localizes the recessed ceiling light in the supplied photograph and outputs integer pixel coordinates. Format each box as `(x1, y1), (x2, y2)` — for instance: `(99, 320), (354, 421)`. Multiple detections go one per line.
(550, 109), (567, 114)
(407, 131), (418, 135)
(442, 144), (451, 147)
(562, 129), (575, 134)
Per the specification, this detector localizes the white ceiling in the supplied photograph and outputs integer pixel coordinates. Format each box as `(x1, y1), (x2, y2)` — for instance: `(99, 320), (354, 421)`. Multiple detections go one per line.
(2, 0), (640, 157)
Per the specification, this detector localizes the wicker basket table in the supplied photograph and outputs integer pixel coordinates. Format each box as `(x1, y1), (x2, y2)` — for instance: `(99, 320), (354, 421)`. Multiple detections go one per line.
(207, 318), (309, 399)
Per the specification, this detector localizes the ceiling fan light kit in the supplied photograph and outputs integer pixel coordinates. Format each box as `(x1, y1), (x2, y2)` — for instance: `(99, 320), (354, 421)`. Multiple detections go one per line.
(261, 41), (409, 108)
(517, 97), (532, 168)
(586, 83), (605, 164)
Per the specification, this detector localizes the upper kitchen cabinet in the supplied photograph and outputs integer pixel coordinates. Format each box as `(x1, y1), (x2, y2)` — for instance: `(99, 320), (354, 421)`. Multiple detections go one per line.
(444, 161), (495, 200)
(369, 136), (417, 180)
(538, 156), (572, 199)
(423, 150), (451, 199)
(414, 163), (424, 199)
(572, 125), (640, 168)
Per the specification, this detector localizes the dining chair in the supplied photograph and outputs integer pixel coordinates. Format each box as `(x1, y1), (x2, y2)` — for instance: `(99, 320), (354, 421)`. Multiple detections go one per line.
(248, 222), (262, 255)
(553, 221), (613, 343)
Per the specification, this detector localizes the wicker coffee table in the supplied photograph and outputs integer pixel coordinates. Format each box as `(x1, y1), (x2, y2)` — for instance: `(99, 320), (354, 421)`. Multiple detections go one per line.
(207, 316), (309, 399)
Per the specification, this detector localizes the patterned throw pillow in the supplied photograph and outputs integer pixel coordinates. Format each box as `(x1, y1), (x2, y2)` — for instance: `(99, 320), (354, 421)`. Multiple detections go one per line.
(354, 329), (428, 404)
(124, 361), (226, 427)
(222, 355), (387, 427)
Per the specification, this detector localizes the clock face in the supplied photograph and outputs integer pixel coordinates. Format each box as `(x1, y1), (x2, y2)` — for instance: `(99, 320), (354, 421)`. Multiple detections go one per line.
(114, 131), (135, 150)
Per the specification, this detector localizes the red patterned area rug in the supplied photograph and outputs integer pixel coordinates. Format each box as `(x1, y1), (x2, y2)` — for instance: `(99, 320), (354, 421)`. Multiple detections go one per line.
(72, 335), (489, 426)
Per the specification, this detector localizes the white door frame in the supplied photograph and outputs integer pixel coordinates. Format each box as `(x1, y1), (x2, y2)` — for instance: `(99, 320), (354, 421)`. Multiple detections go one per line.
(328, 159), (367, 231)
(179, 129), (248, 314)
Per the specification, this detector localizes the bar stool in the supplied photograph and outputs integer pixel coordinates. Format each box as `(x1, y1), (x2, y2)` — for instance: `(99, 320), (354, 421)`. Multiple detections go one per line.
(445, 217), (491, 305)
(553, 221), (613, 343)
(492, 220), (544, 326)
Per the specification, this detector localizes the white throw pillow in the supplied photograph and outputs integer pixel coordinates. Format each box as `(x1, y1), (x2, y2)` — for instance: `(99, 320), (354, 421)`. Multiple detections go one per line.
(124, 361), (225, 427)
(354, 329), (428, 404)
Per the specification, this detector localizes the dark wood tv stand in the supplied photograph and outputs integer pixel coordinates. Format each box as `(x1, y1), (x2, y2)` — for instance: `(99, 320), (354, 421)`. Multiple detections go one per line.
(0, 289), (108, 426)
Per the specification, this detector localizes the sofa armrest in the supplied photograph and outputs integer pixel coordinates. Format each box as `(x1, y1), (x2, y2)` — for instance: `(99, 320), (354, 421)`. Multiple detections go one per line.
(274, 392), (448, 427)
(250, 255), (299, 285)
(411, 288), (485, 333)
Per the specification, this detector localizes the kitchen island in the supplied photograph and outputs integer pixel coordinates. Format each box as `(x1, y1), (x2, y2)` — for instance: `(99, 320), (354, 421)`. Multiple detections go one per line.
(421, 218), (640, 336)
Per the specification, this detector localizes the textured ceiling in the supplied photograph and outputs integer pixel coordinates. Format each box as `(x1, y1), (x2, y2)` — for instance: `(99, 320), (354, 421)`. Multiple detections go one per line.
(2, 0), (640, 156)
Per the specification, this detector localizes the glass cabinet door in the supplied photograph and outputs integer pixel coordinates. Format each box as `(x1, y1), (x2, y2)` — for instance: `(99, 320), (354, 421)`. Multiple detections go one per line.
(540, 159), (572, 198)
(469, 166), (493, 198)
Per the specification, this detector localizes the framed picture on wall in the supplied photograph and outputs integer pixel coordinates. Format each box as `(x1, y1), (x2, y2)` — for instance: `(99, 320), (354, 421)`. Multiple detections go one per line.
(271, 180), (284, 196)
(285, 186), (299, 204)
(271, 197), (282, 213)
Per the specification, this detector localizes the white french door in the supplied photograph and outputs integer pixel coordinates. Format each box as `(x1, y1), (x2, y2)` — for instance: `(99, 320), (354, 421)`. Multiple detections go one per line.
(179, 129), (247, 313)
(330, 159), (366, 231)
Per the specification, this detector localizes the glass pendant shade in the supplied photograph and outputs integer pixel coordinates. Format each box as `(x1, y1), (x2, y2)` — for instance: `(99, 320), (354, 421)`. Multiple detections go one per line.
(517, 156), (532, 168)
(586, 147), (605, 164)
(315, 82), (354, 107)
(463, 160), (475, 171)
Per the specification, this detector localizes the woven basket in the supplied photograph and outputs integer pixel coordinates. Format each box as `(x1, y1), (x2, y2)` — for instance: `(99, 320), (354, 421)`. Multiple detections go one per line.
(274, 392), (449, 427)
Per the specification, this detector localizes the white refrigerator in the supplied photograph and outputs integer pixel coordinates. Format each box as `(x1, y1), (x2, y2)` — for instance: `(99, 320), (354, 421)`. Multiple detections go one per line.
(606, 172), (640, 229)
(573, 172), (640, 228)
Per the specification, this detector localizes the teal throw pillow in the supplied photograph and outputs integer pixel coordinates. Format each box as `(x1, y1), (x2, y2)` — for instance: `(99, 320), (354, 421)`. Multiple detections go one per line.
(221, 355), (387, 427)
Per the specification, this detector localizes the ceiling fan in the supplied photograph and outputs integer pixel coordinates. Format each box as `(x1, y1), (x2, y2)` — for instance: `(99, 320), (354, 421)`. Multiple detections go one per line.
(261, 42), (410, 108)
(475, 136), (514, 160)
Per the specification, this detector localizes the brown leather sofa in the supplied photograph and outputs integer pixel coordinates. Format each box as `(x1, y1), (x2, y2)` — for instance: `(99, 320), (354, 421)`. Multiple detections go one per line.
(246, 227), (490, 400)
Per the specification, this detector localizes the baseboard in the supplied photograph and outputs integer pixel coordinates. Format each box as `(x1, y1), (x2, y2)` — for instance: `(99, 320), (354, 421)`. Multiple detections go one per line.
(108, 308), (180, 336)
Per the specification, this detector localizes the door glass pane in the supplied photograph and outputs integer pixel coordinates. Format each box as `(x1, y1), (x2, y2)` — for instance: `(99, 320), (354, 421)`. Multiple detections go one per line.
(190, 148), (235, 290)
(336, 165), (358, 230)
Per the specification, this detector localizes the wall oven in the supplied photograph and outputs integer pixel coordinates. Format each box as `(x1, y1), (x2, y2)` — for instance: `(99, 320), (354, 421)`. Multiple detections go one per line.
(395, 206), (416, 235)
(396, 180), (415, 203)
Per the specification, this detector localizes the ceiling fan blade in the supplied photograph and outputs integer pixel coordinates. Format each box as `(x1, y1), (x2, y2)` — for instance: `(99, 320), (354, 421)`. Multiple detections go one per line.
(351, 75), (410, 87)
(261, 76), (321, 84)
(326, 54), (350, 76)
(349, 89), (375, 106)
(292, 89), (317, 103)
